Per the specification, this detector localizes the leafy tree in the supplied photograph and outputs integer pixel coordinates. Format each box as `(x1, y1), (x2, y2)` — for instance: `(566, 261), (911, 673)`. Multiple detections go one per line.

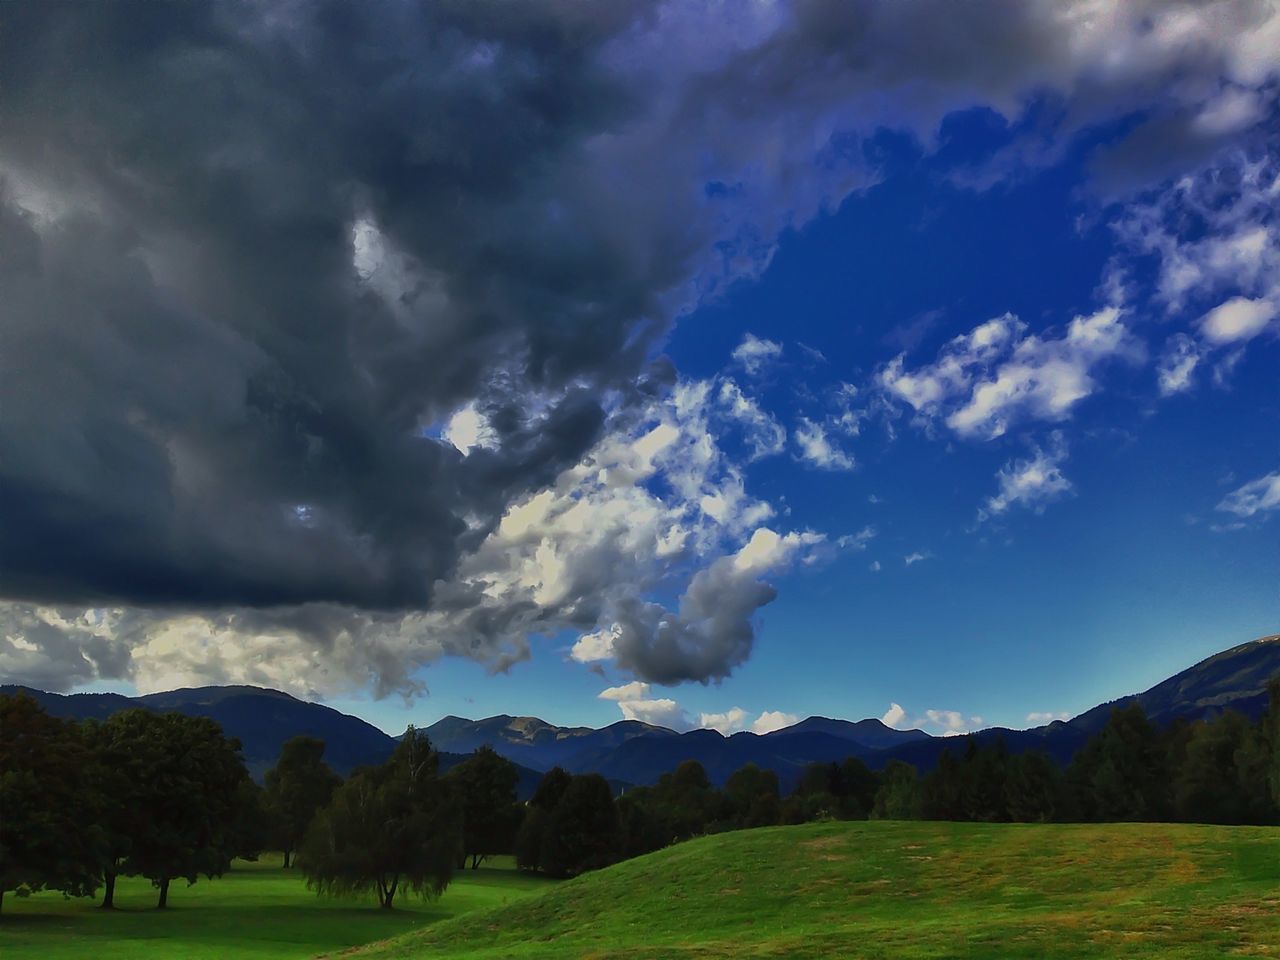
(725, 764), (781, 828)
(515, 767), (571, 872)
(102, 710), (252, 908)
(1003, 751), (1060, 822)
(1173, 711), (1274, 824)
(264, 736), (341, 868)
(838, 757), (880, 820)
(445, 746), (521, 869)
(649, 760), (724, 841)
(1070, 704), (1169, 822)
(298, 728), (460, 908)
(871, 761), (922, 820)
(0, 695), (100, 913)
(539, 774), (622, 878)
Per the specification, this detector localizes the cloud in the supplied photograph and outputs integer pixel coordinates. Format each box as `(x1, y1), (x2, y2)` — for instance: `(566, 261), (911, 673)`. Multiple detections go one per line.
(598, 681), (653, 702)
(1199, 296), (1277, 344)
(1217, 471), (1280, 518)
(881, 703), (907, 728)
(978, 433), (1073, 521)
(717, 380), (787, 460)
(794, 417), (855, 470)
(904, 552), (931, 566)
(698, 707), (751, 735)
(884, 702), (983, 735)
(731, 334), (784, 377)
(3, 0), (1277, 697)
(869, 560), (882, 572)
(879, 309), (1142, 440)
(751, 710), (798, 735)
(1026, 711), (1070, 724)
(615, 698), (692, 730)
(1156, 333), (1203, 396)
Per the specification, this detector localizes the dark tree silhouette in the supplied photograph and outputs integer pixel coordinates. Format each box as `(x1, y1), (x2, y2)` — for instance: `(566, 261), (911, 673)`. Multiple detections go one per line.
(445, 746), (521, 869)
(298, 728), (460, 909)
(264, 736), (341, 868)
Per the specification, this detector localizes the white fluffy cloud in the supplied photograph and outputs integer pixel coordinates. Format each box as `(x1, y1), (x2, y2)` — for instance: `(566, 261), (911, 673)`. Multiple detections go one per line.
(1026, 711), (1070, 724)
(978, 433), (1073, 522)
(883, 702), (983, 736)
(879, 309), (1141, 440)
(1200, 296), (1277, 344)
(698, 707), (752, 735)
(731, 334), (784, 377)
(718, 380), (787, 460)
(751, 710), (799, 734)
(1217, 470), (1280, 518)
(598, 685), (796, 736)
(904, 552), (931, 566)
(881, 702), (908, 728)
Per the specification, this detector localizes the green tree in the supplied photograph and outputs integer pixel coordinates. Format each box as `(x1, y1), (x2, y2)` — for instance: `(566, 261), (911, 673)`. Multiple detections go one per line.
(103, 710), (252, 908)
(1003, 751), (1060, 823)
(298, 728), (460, 909)
(0, 695), (100, 913)
(539, 774), (622, 878)
(264, 736), (341, 868)
(871, 761), (922, 820)
(1084, 704), (1170, 822)
(445, 746), (521, 869)
(1173, 711), (1274, 824)
(725, 763), (781, 828)
(515, 767), (571, 872)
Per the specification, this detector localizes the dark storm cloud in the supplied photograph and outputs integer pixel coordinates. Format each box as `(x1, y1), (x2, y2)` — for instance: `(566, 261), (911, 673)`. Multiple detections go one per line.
(0, 0), (655, 609)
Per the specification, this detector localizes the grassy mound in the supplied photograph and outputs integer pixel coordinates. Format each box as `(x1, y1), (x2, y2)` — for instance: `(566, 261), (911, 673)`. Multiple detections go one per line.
(340, 821), (1280, 959)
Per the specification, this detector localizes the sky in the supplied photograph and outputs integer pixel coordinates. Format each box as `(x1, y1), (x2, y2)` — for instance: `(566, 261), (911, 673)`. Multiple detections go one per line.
(0, 1), (1278, 738)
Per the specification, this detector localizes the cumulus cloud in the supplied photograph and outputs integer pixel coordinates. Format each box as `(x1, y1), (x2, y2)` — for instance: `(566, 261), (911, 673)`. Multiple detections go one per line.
(1026, 711), (1070, 724)
(717, 380), (787, 460)
(978, 433), (1073, 521)
(1200, 296), (1277, 344)
(884, 702), (982, 735)
(881, 702), (908, 728)
(904, 552), (931, 566)
(751, 710), (799, 735)
(1217, 471), (1280, 518)
(698, 707), (751, 735)
(731, 334), (784, 377)
(879, 309), (1142, 440)
(2, 0), (1277, 698)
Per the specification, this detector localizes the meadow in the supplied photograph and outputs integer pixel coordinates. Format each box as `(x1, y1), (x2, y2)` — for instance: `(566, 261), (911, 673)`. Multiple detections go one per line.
(0, 856), (552, 960)
(2, 823), (1278, 959)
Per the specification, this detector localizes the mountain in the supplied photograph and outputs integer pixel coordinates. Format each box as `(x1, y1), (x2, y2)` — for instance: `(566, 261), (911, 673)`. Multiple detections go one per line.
(424, 714), (675, 772)
(5, 632), (1278, 791)
(0, 684), (539, 795)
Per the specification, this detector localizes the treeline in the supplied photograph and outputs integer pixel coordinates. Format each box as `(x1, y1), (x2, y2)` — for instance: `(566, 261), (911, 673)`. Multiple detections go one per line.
(0, 695), (523, 912)
(7, 684), (1280, 908)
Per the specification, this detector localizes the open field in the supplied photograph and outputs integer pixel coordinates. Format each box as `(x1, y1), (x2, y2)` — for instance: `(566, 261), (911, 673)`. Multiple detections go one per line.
(0, 856), (553, 960)
(3, 824), (1279, 959)
(349, 822), (1280, 960)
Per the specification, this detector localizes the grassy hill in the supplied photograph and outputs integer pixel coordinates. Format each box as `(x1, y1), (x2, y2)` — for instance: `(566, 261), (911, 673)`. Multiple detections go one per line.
(339, 821), (1280, 960)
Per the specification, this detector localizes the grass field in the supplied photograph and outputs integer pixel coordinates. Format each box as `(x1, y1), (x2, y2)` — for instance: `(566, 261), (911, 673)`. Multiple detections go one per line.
(348, 822), (1280, 960)
(0, 855), (553, 960)
(3, 824), (1278, 959)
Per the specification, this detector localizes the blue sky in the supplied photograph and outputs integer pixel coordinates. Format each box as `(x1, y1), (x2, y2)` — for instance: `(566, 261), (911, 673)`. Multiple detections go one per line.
(1, 2), (1278, 739)
(331, 113), (1280, 736)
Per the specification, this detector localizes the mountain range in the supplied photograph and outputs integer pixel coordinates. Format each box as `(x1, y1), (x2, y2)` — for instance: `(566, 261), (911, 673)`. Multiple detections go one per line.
(6, 632), (1278, 793)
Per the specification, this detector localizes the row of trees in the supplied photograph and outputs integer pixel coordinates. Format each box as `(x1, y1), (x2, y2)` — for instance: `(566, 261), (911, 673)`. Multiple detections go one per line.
(8, 684), (1280, 908)
(1, 696), (256, 912)
(0, 695), (529, 913)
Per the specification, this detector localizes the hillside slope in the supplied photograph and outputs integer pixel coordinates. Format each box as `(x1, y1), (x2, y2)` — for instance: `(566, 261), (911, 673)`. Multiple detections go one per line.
(335, 820), (1280, 960)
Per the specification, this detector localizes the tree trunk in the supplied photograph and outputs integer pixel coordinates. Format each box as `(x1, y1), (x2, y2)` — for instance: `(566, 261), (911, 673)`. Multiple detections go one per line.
(156, 876), (170, 909)
(282, 849), (291, 869)
(471, 854), (482, 869)
(101, 871), (117, 909)
(1, 887), (6, 915)
(383, 878), (398, 909)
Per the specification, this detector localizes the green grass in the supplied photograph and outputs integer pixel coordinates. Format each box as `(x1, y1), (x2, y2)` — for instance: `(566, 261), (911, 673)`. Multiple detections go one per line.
(4, 825), (1279, 959)
(345, 822), (1280, 960)
(0, 855), (553, 960)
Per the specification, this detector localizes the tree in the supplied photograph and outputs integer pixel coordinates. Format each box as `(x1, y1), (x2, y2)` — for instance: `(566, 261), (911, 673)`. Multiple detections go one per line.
(263, 736), (341, 868)
(1069, 704), (1169, 822)
(516, 767), (572, 872)
(871, 761), (922, 820)
(1003, 751), (1060, 823)
(446, 746), (521, 869)
(103, 710), (252, 908)
(298, 728), (460, 909)
(1173, 711), (1274, 824)
(0, 695), (100, 913)
(725, 764), (781, 828)
(539, 774), (622, 878)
